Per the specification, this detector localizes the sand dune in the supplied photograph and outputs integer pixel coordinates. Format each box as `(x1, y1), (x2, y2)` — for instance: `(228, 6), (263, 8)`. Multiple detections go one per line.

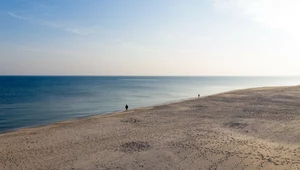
(1, 86), (300, 169)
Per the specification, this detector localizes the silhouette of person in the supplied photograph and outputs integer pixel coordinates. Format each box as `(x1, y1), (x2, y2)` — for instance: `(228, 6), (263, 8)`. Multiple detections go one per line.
(198, 94), (200, 98)
(125, 104), (128, 111)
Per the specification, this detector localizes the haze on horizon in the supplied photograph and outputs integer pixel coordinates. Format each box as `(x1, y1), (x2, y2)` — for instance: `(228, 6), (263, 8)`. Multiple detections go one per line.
(0, 0), (299, 76)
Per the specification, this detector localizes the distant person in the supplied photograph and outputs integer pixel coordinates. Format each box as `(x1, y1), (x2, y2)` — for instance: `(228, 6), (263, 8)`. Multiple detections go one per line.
(125, 104), (128, 111)
(198, 94), (200, 98)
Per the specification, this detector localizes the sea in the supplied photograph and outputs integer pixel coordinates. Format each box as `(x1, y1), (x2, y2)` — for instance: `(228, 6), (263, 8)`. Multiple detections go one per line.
(0, 76), (300, 133)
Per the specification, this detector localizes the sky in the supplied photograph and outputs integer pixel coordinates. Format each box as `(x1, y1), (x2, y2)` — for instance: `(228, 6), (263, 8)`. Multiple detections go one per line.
(0, 0), (299, 76)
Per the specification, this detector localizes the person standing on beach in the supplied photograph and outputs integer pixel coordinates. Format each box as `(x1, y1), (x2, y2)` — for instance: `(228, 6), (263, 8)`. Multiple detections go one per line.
(125, 104), (128, 111)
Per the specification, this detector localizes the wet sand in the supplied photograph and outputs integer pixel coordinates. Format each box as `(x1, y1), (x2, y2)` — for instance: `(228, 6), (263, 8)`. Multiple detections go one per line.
(1, 86), (300, 170)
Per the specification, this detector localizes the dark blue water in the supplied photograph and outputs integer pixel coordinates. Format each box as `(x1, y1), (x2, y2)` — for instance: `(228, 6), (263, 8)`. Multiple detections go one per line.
(0, 76), (300, 133)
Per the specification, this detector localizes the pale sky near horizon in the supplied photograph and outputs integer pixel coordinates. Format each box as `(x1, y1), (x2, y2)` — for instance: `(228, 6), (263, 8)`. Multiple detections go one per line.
(0, 0), (299, 76)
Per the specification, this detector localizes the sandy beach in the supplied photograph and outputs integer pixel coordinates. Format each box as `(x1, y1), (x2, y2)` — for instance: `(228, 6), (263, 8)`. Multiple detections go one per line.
(1, 86), (300, 170)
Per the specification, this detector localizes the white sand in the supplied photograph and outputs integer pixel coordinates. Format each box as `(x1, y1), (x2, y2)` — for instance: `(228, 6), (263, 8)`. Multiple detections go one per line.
(1, 86), (300, 170)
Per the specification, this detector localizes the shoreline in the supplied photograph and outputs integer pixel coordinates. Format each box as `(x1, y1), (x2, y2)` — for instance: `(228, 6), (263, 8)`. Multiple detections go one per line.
(1, 85), (300, 169)
(0, 85), (259, 135)
(0, 85), (288, 135)
(0, 96), (198, 135)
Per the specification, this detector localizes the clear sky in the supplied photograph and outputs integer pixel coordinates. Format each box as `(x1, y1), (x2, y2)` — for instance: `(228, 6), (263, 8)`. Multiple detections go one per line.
(0, 0), (299, 76)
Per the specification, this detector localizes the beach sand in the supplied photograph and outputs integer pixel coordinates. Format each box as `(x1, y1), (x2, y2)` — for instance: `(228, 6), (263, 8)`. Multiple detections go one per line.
(1, 86), (300, 169)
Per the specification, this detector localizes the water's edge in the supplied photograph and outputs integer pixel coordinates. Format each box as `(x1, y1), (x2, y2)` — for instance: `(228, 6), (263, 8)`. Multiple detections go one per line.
(1, 85), (290, 135)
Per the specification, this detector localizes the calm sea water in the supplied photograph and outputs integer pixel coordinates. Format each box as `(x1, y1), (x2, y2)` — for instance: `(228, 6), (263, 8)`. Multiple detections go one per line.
(0, 76), (300, 133)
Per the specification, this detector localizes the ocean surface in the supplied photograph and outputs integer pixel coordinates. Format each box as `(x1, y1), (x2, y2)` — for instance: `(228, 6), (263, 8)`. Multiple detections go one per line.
(1, 76), (300, 133)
